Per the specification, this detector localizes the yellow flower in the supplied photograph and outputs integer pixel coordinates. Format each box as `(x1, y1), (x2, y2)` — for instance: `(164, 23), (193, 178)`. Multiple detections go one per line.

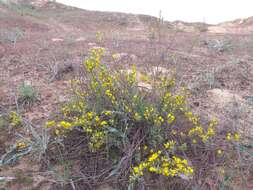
(91, 81), (99, 89)
(148, 152), (160, 162)
(234, 133), (240, 141)
(103, 111), (111, 116)
(188, 167), (194, 174)
(207, 128), (215, 137)
(85, 59), (95, 72)
(105, 89), (116, 103)
(170, 169), (177, 177)
(158, 116), (164, 122)
(167, 113), (175, 123)
(87, 112), (94, 120)
(59, 121), (72, 129)
(105, 89), (111, 96)
(164, 140), (176, 150)
(133, 167), (139, 173)
(217, 149), (222, 155)
(124, 105), (131, 113)
(55, 129), (60, 135)
(188, 126), (203, 136)
(163, 92), (171, 101)
(182, 159), (188, 165)
(154, 116), (164, 126)
(95, 116), (100, 122)
(201, 135), (209, 143)
(45, 120), (56, 128)
(144, 107), (154, 120)
(226, 133), (231, 141)
(133, 167), (143, 176)
(149, 167), (156, 172)
(9, 111), (22, 127)
(100, 121), (108, 126)
(209, 118), (218, 127)
(134, 112), (141, 121)
(17, 142), (27, 149)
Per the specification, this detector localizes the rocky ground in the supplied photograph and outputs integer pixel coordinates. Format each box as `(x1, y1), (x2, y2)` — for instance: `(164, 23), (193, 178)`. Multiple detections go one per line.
(0, 0), (252, 189)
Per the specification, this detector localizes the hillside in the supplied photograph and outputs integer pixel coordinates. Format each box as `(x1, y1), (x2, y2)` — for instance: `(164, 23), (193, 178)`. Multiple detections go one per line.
(0, 0), (252, 189)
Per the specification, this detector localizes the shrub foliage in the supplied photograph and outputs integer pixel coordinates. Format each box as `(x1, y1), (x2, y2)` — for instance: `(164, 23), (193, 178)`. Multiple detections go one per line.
(46, 48), (241, 189)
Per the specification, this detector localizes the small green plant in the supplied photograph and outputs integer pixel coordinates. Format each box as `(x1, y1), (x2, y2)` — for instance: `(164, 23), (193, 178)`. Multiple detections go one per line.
(0, 27), (24, 48)
(201, 70), (216, 88)
(30, 127), (50, 161)
(95, 31), (104, 43)
(18, 83), (38, 105)
(49, 160), (74, 187)
(0, 139), (32, 166)
(207, 39), (233, 53)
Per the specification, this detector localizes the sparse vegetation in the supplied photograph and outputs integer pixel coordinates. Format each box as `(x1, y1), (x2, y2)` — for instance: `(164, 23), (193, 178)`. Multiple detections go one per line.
(0, 115), (7, 129)
(3, 1), (40, 17)
(194, 23), (208, 32)
(41, 48), (248, 189)
(206, 39), (233, 53)
(200, 69), (216, 88)
(64, 34), (76, 45)
(18, 83), (38, 106)
(13, 169), (34, 186)
(0, 1), (252, 190)
(188, 69), (218, 93)
(96, 31), (104, 44)
(0, 27), (24, 48)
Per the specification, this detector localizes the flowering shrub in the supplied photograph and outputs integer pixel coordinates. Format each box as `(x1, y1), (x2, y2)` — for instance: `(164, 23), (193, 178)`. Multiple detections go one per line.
(46, 47), (241, 189)
(9, 111), (22, 127)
